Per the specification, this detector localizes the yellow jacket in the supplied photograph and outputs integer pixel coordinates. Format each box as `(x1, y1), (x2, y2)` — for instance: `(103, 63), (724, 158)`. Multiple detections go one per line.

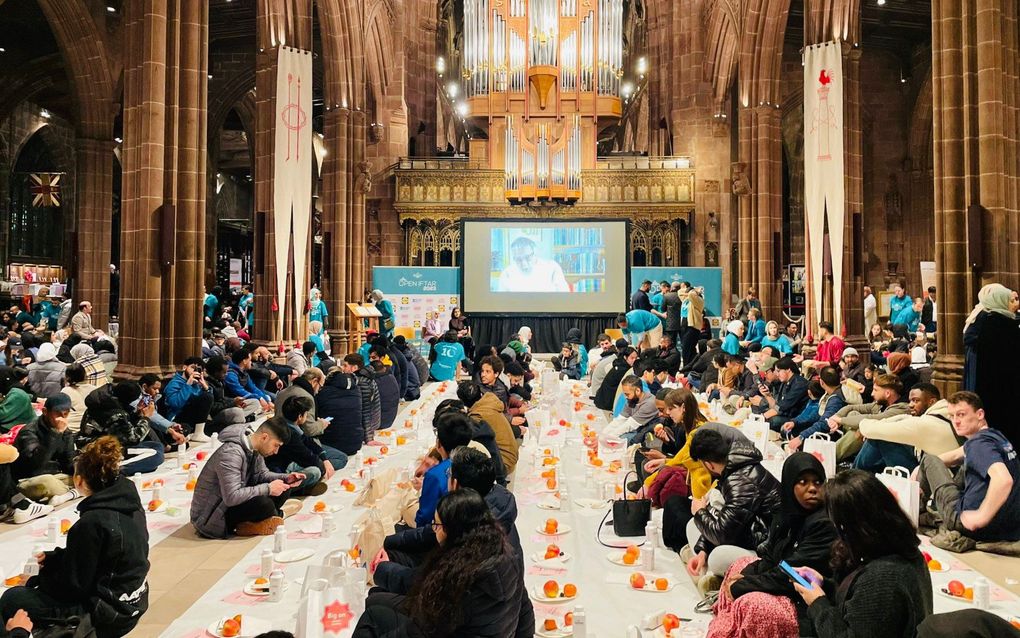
(643, 419), (714, 499)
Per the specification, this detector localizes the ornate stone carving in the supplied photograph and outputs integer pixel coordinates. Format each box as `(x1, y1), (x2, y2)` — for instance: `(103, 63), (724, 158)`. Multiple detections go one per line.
(884, 173), (902, 226)
(356, 161), (373, 193)
(731, 162), (751, 196)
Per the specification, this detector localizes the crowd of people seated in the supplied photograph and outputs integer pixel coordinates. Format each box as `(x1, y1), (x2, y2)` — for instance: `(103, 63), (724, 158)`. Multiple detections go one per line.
(0, 278), (1018, 638)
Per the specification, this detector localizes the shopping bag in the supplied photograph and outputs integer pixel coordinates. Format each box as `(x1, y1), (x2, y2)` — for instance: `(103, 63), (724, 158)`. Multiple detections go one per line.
(374, 479), (415, 527)
(741, 416), (770, 456)
(802, 432), (837, 478)
(296, 580), (359, 638)
(877, 465), (920, 526)
(353, 467), (397, 507)
(354, 509), (392, 571)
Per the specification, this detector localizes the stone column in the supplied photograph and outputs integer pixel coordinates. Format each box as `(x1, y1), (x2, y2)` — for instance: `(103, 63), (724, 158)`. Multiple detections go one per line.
(252, 0), (313, 347)
(74, 137), (114, 329)
(118, 0), (209, 377)
(321, 107), (352, 352)
(931, 0), (1020, 393)
(737, 103), (784, 320)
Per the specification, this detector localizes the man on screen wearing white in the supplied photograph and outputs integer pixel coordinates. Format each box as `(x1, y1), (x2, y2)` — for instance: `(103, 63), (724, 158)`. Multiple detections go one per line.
(496, 236), (570, 293)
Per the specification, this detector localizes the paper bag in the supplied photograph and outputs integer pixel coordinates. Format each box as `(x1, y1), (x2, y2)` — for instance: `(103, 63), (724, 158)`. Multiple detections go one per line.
(803, 432), (837, 478)
(741, 417), (770, 456)
(374, 480), (416, 527)
(353, 467), (397, 507)
(297, 580), (360, 638)
(354, 509), (392, 571)
(877, 466), (920, 526)
(295, 578), (328, 638)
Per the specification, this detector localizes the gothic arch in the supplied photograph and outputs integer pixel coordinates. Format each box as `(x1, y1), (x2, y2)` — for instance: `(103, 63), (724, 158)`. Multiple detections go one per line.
(738, 0), (792, 106)
(705, 0), (740, 108)
(908, 69), (934, 171)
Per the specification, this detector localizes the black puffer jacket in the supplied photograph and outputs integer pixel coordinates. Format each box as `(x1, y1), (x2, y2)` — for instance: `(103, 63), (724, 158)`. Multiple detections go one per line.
(78, 385), (152, 450)
(387, 344), (409, 399)
(12, 415), (76, 480)
(317, 372), (364, 455)
(375, 367), (400, 431)
(692, 439), (782, 554)
(36, 476), (149, 637)
(594, 356), (632, 410)
(356, 366), (382, 441)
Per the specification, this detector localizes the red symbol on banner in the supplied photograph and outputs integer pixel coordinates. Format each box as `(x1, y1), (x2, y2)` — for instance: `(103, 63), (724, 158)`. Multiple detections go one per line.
(281, 72), (308, 161)
(810, 68), (838, 162)
(29, 173), (61, 207)
(818, 69), (832, 86)
(321, 600), (354, 633)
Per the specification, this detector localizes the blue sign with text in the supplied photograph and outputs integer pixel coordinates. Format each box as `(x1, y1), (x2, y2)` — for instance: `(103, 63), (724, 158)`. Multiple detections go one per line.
(372, 267), (461, 295)
(630, 267), (724, 318)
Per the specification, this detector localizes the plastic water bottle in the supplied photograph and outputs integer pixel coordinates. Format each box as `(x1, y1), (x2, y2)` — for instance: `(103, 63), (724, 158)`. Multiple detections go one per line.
(642, 544), (657, 572)
(322, 512), (335, 535)
(973, 576), (990, 610)
(259, 549), (274, 579)
(573, 605), (587, 638)
(47, 519), (60, 543)
(645, 521), (658, 549)
(268, 569), (285, 602)
(560, 485), (571, 512)
(273, 525), (286, 553)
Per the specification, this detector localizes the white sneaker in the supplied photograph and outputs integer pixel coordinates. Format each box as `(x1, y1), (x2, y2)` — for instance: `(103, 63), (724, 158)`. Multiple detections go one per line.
(189, 422), (211, 443)
(13, 500), (53, 524)
(49, 489), (81, 507)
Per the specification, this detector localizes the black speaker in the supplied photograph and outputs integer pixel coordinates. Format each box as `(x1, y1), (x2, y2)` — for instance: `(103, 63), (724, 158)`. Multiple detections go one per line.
(254, 212), (265, 275)
(159, 203), (176, 268)
(967, 203), (984, 269)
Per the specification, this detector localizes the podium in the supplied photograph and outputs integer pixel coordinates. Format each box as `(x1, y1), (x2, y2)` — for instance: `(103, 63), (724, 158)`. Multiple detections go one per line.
(347, 303), (383, 350)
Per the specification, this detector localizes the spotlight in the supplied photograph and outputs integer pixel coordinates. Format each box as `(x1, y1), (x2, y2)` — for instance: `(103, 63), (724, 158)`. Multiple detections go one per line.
(877, 0), (885, 5)
(456, 102), (469, 117)
(106, 5), (116, 13)
(447, 82), (459, 98)
(436, 57), (446, 75)
(40, 109), (51, 119)
(114, 137), (123, 143)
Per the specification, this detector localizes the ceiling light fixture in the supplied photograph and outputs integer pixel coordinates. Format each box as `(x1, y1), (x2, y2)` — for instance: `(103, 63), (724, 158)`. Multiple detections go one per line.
(40, 109), (51, 119)
(114, 136), (123, 143)
(106, 5), (116, 13)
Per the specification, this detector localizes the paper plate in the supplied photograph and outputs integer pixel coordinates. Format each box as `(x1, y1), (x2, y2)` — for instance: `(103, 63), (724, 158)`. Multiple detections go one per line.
(145, 501), (167, 514)
(242, 580), (273, 596)
(530, 585), (577, 604)
(530, 551), (571, 565)
(537, 498), (562, 511)
(607, 551), (642, 567)
(573, 498), (608, 509)
(936, 587), (974, 605)
(536, 623), (573, 638)
(274, 548), (315, 563)
(928, 562), (951, 573)
(631, 580), (677, 593)
(536, 524), (571, 536)
(206, 616), (272, 637)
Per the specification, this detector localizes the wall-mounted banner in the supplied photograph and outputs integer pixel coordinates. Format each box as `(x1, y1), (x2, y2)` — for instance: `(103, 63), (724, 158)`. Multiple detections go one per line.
(372, 267), (461, 335)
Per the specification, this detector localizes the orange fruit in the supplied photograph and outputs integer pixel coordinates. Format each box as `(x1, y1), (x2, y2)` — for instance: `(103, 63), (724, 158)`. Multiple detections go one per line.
(546, 478), (557, 490)
(544, 543), (561, 559)
(655, 578), (669, 591)
(221, 619), (240, 637)
(543, 580), (560, 598)
(344, 482), (356, 492)
(60, 519), (72, 534)
(543, 619), (558, 631)
(663, 613), (681, 633)
(948, 580), (965, 597)
(544, 519), (559, 534)
(4, 575), (24, 587)
(314, 501), (327, 513)
(380, 446), (389, 455)
(404, 419), (413, 428)
(629, 573), (646, 589)
(1010, 619), (1020, 629)
(396, 436), (407, 445)
(543, 457), (558, 466)
(541, 469), (555, 479)
(563, 583), (577, 597)
(592, 458), (604, 467)
(927, 559), (941, 571)
(565, 611), (574, 626)
(963, 587), (974, 601)
(254, 577), (268, 585)
(544, 448), (553, 455)
(147, 499), (162, 511)
(185, 479), (197, 491)
(622, 552), (637, 565)
(615, 485), (623, 495)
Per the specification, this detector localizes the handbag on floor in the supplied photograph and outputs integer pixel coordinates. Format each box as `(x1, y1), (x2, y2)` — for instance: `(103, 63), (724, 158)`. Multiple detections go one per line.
(610, 471), (651, 537)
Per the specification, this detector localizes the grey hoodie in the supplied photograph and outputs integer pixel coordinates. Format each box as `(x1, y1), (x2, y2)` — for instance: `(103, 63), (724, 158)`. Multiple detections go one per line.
(190, 423), (288, 538)
(26, 342), (67, 399)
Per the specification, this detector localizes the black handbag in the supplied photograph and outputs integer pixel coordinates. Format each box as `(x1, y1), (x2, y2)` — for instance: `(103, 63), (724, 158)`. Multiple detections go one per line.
(610, 470), (651, 537)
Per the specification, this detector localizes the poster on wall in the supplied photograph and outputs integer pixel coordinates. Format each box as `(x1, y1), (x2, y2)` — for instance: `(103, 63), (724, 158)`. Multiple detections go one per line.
(372, 267), (461, 337)
(629, 267), (724, 319)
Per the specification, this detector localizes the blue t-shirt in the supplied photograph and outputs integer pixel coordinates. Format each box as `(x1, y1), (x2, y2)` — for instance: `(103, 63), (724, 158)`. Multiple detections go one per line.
(203, 293), (218, 319)
(889, 295), (914, 326)
(722, 333), (741, 355)
(760, 335), (793, 355)
(624, 310), (661, 340)
(415, 459), (452, 528)
(960, 428), (1020, 541)
(746, 319), (767, 344)
(430, 341), (465, 381)
(649, 292), (665, 312)
(309, 299), (328, 324)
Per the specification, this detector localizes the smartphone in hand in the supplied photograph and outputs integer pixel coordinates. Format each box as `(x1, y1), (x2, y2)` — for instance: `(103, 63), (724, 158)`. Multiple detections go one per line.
(779, 560), (813, 588)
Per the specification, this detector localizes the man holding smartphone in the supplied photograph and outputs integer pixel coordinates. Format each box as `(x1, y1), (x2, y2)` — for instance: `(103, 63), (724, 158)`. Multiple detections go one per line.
(163, 357), (215, 435)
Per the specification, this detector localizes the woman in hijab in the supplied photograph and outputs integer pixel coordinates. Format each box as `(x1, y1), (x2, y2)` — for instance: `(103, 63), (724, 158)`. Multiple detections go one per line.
(707, 452), (836, 637)
(885, 351), (919, 395)
(963, 283), (1020, 448)
(56, 332), (83, 364)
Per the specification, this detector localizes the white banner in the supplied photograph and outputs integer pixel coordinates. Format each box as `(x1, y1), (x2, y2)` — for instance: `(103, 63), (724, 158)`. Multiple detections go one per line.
(804, 42), (845, 333)
(273, 46), (313, 340)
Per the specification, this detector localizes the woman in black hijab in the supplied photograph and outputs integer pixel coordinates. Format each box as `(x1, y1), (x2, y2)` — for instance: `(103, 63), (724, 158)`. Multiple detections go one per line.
(708, 452), (836, 636)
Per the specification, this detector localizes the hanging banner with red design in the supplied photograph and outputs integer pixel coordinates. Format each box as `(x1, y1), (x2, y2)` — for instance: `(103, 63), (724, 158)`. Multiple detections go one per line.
(804, 41), (845, 333)
(273, 46), (313, 340)
(29, 173), (61, 207)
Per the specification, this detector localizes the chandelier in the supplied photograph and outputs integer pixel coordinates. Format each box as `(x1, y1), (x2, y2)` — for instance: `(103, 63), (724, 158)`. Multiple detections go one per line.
(456, 0), (626, 203)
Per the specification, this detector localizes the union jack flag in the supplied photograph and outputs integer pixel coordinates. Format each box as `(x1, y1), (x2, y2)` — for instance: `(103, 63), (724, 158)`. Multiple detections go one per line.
(29, 173), (61, 207)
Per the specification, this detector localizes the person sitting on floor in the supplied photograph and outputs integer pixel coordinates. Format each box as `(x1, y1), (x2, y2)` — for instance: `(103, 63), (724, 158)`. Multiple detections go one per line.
(717, 354), (758, 404)
(0, 437), (150, 638)
(316, 368), (365, 457)
(781, 366), (846, 452)
(162, 357), (216, 435)
(858, 383), (960, 459)
(685, 428), (782, 595)
(551, 342), (582, 380)
(79, 381), (165, 475)
(708, 452), (837, 635)
(372, 447), (524, 595)
(393, 336), (428, 399)
(587, 333), (614, 372)
(739, 308), (767, 351)
(565, 328), (589, 377)
(605, 375), (660, 443)
(791, 470), (933, 637)
(60, 363), (96, 434)
(648, 334), (683, 378)
(721, 321), (745, 356)
(343, 354), (382, 445)
(811, 321), (846, 367)
(190, 419), (304, 538)
(224, 348), (273, 413)
(916, 391), (1020, 542)
(286, 341), (316, 376)
(458, 381), (518, 477)
(25, 342), (65, 399)
(828, 373), (911, 464)
(203, 356), (258, 437)
(369, 358), (400, 431)
(354, 488), (532, 638)
(429, 330), (467, 382)
(753, 357), (809, 432)
(265, 396), (346, 495)
(588, 342), (620, 400)
(9, 395), (80, 523)
(0, 368), (35, 433)
(414, 412), (474, 529)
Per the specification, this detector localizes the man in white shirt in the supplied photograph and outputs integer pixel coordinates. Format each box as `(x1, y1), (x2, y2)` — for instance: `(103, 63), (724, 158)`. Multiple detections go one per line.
(495, 236), (570, 292)
(863, 286), (878, 332)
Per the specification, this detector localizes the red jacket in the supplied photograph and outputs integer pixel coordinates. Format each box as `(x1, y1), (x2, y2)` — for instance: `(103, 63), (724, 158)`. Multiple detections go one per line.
(815, 336), (846, 366)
